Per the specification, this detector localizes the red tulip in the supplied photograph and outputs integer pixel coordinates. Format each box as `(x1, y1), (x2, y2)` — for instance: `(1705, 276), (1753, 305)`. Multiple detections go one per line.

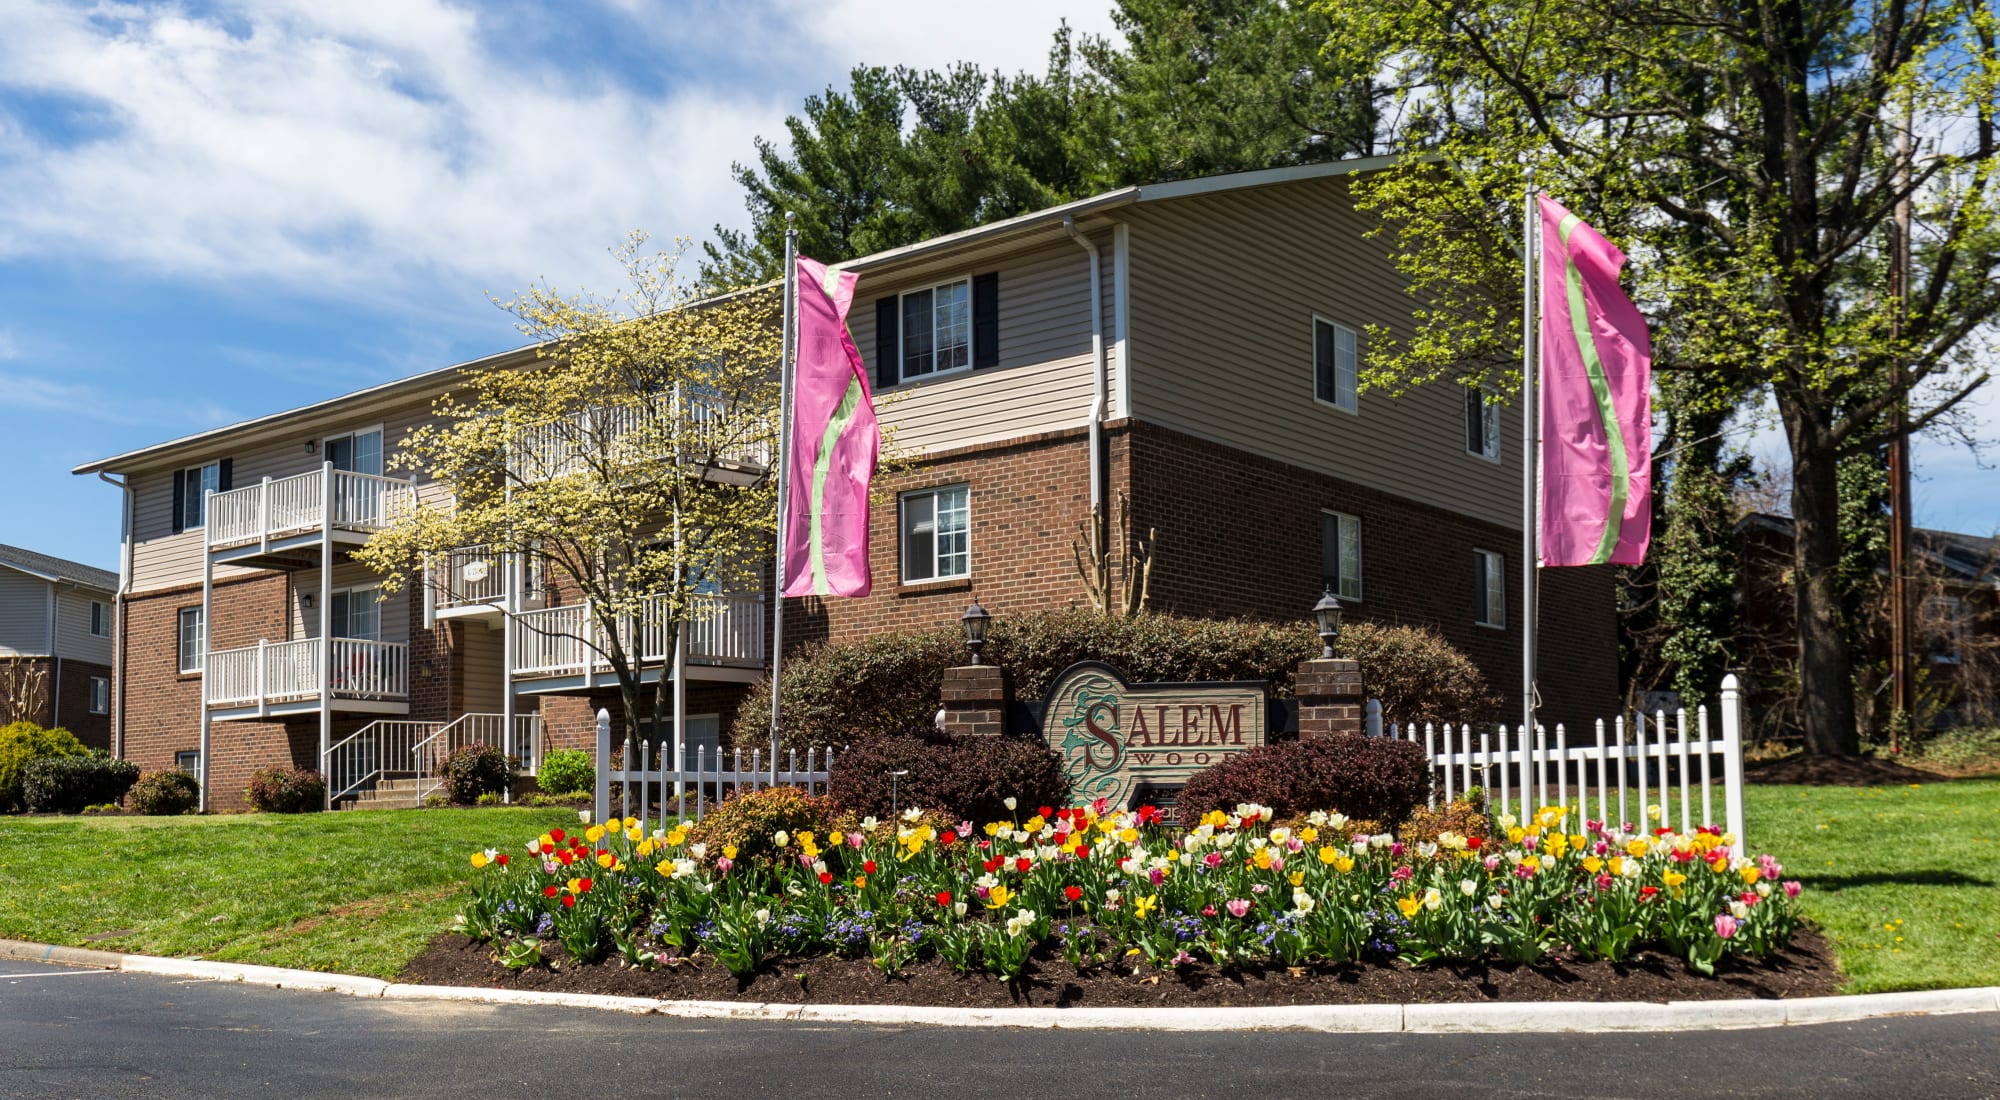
(540, 842), (555, 855)
(550, 829), (566, 842)
(863, 860), (877, 875)
(579, 878), (593, 893)
(1065, 885), (1083, 902)
(496, 854), (509, 866)
(543, 885), (559, 898)
(936, 891), (953, 907)
(561, 894), (576, 909)
(1466, 836), (1483, 850)
(939, 831), (958, 846)
(1039, 806), (1054, 819)
(1014, 857), (1031, 874)
(982, 858), (999, 873)
(818, 871), (833, 885)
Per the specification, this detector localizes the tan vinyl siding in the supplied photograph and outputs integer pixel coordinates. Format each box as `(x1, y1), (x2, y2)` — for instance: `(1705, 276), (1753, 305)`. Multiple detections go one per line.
(848, 235), (1113, 456)
(1124, 176), (1522, 530)
(288, 563), (410, 644)
(55, 590), (114, 665)
(0, 569), (50, 655)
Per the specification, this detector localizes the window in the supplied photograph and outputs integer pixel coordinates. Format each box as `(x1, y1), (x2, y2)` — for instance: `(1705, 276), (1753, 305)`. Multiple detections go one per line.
(89, 600), (110, 637)
(324, 428), (384, 477)
(177, 607), (204, 674)
(1313, 317), (1358, 412)
(180, 461), (220, 529)
(1320, 511), (1362, 601)
(1465, 388), (1501, 460)
(175, 750), (201, 776)
(88, 677), (110, 715)
(1926, 595), (1966, 664)
(329, 585), (382, 641)
(901, 485), (970, 583)
(1474, 549), (1506, 628)
(899, 279), (971, 382)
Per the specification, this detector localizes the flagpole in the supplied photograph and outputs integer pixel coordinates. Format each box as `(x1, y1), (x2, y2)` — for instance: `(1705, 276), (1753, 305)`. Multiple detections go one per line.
(1521, 169), (1539, 741)
(770, 213), (797, 784)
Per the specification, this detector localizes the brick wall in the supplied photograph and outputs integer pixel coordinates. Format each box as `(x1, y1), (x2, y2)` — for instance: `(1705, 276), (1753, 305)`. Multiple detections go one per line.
(51, 658), (114, 751)
(539, 682), (754, 757)
(1125, 421), (1617, 725)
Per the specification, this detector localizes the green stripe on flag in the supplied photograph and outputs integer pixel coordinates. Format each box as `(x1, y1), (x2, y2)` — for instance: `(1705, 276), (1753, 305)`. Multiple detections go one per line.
(807, 376), (864, 596)
(1558, 213), (1631, 565)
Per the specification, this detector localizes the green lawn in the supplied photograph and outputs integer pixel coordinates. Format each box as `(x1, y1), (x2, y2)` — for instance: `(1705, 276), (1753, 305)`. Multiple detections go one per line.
(0, 807), (578, 978)
(3, 788), (1996, 992)
(1747, 779), (2000, 993)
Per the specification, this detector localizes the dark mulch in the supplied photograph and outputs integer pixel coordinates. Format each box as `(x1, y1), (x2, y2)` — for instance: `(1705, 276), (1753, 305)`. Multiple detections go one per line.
(1746, 754), (1943, 787)
(400, 927), (1841, 1007)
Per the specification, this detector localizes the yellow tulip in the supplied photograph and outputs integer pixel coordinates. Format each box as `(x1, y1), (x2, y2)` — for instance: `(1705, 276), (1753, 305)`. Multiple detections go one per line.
(1626, 838), (1650, 859)
(469, 852), (488, 869)
(585, 825), (606, 844)
(1396, 895), (1423, 919)
(1582, 856), (1603, 874)
(986, 885), (1014, 909)
(1134, 894), (1159, 918)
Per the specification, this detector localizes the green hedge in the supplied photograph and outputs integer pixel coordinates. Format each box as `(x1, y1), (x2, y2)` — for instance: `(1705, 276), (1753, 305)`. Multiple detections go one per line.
(734, 609), (1497, 750)
(0, 721), (89, 811)
(22, 753), (140, 814)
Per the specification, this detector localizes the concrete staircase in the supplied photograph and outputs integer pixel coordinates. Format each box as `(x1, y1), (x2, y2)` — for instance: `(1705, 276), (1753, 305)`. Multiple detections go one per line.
(335, 776), (432, 812)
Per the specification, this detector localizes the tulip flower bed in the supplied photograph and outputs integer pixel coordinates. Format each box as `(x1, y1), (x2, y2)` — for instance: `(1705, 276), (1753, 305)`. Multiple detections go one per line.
(433, 795), (1826, 1003)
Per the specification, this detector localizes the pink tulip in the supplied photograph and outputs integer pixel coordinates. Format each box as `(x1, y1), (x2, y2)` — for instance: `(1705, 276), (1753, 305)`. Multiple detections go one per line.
(1483, 855), (1502, 873)
(1226, 898), (1252, 918)
(1149, 868), (1165, 886)
(1204, 852), (1225, 869)
(1268, 852), (1286, 873)
(1782, 880), (1802, 899)
(1714, 913), (1739, 940)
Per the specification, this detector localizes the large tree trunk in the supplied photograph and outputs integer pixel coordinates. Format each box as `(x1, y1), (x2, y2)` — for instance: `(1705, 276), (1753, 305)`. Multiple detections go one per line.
(1782, 394), (1861, 756)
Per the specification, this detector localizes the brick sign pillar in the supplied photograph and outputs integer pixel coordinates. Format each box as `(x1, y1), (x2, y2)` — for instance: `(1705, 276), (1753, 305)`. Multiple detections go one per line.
(940, 665), (1009, 738)
(1295, 657), (1365, 738)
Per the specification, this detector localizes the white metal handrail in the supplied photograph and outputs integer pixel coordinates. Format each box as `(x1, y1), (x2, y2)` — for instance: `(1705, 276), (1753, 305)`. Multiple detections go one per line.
(510, 592), (765, 677)
(206, 467), (417, 549)
(507, 393), (770, 485)
(437, 544), (506, 609)
(205, 637), (410, 707)
(326, 719), (440, 804)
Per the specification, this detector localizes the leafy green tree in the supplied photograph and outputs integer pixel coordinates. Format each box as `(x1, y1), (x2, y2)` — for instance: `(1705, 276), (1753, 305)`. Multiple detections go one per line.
(1318, 0), (2000, 755)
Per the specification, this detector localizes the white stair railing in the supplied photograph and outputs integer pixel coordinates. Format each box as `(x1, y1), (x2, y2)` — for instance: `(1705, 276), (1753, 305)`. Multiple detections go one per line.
(325, 719), (441, 805)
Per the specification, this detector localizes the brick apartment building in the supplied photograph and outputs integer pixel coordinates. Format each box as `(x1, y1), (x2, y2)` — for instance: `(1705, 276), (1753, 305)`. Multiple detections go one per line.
(0, 544), (117, 750)
(75, 156), (1617, 810)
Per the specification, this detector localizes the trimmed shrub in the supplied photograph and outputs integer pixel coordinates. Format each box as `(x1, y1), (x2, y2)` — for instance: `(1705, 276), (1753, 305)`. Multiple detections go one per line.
(1178, 735), (1431, 825)
(829, 732), (1069, 825)
(687, 785), (844, 869)
(0, 721), (89, 811)
(536, 749), (593, 796)
(1398, 797), (1494, 846)
(22, 753), (140, 813)
(733, 610), (1496, 751)
(129, 770), (201, 815)
(438, 743), (511, 804)
(244, 767), (326, 813)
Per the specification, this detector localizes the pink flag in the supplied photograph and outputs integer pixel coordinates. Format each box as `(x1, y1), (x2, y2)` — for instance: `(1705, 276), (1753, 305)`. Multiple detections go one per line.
(782, 257), (879, 598)
(1538, 194), (1652, 566)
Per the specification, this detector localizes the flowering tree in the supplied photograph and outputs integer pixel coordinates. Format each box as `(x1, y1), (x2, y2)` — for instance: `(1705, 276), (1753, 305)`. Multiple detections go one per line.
(358, 235), (781, 743)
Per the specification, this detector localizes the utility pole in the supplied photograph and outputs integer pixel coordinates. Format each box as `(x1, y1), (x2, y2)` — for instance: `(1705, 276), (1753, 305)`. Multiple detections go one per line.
(1887, 104), (1914, 751)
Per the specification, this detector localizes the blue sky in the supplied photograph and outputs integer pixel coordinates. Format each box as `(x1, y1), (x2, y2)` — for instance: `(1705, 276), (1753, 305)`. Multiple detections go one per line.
(0, 1), (1992, 574)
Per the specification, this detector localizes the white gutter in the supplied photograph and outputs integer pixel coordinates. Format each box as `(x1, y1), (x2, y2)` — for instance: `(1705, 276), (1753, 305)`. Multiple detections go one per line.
(1062, 215), (1109, 515)
(99, 472), (131, 759)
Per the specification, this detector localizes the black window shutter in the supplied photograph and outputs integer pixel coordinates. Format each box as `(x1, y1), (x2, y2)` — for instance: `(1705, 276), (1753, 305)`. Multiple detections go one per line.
(171, 470), (186, 534)
(972, 272), (999, 369)
(218, 458), (233, 493)
(874, 297), (899, 390)
(1314, 321), (1335, 403)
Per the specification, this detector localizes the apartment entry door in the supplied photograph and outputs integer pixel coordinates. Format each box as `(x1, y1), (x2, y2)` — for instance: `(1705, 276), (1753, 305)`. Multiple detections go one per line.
(324, 429), (383, 476)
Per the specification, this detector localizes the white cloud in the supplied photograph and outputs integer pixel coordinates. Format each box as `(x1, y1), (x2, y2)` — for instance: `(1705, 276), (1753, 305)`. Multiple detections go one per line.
(0, 368), (238, 428)
(0, 0), (1120, 308)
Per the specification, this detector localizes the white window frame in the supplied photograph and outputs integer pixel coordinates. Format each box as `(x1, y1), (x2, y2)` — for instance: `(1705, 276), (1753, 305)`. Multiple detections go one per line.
(178, 607), (204, 674)
(1474, 549), (1507, 629)
(1465, 387), (1502, 462)
(89, 600), (110, 637)
(88, 676), (110, 715)
(900, 484), (971, 584)
(181, 461), (220, 530)
(175, 750), (201, 775)
(896, 277), (974, 385)
(322, 424), (385, 477)
(1312, 315), (1359, 413)
(1321, 510), (1363, 602)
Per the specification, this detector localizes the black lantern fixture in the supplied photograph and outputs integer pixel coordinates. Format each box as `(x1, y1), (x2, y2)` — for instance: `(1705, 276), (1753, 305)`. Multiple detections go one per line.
(961, 601), (992, 665)
(1312, 587), (1344, 659)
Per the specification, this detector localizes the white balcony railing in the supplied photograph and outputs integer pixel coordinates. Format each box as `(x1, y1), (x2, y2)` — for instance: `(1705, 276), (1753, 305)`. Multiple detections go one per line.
(509, 591), (765, 677)
(206, 467), (418, 550)
(436, 544), (507, 610)
(507, 392), (770, 485)
(204, 637), (410, 709)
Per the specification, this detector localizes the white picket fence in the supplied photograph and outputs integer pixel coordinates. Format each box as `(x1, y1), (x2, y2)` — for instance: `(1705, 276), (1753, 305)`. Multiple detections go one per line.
(591, 709), (836, 831)
(1373, 674), (1749, 854)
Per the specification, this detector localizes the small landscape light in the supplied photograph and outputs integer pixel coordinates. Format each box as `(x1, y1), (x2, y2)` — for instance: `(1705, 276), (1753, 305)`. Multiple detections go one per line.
(1313, 587), (1343, 659)
(961, 601), (991, 665)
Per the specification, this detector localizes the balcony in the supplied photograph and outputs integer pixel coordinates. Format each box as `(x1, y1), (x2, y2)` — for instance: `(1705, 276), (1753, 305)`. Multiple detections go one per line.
(507, 393), (770, 487)
(509, 591), (765, 691)
(204, 637), (410, 720)
(428, 543), (540, 624)
(206, 467), (419, 565)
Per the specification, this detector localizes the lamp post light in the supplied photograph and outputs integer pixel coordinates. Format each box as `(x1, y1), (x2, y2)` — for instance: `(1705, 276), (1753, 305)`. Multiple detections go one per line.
(889, 769), (910, 820)
(961, 601), (992, 665)
(1313, 588), (1344, 659)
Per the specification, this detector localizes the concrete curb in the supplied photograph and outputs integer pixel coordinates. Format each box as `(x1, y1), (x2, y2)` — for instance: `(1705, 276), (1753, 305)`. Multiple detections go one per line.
(8, 939), (1999, 1033)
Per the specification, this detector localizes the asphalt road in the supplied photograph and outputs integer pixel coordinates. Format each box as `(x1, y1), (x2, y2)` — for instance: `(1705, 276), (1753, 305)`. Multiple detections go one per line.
(2, 961), (1997, 1099)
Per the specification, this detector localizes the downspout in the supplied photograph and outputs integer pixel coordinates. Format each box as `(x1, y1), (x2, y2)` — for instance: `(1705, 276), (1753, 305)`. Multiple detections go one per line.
(98, 472), (132, 759)
(1062, 215), (1108, 518)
